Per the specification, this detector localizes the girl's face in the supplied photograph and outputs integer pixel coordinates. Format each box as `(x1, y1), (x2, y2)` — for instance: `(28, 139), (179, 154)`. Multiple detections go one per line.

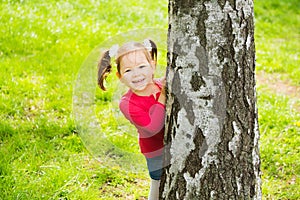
(117, 50), (155, 94)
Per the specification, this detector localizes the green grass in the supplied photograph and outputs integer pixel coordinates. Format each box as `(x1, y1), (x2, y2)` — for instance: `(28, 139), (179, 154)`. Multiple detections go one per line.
(0, 0), (167, 199)
(257, 87), (300, 199)
(0, 0), (299, 199)
(254, 0), (300, 85)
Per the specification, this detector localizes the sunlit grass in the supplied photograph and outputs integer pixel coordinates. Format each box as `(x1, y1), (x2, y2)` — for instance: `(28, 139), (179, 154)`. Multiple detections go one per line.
(254, 0), (300, 85)
(257, 87), (300, 199)
(0, 0), (167, 199)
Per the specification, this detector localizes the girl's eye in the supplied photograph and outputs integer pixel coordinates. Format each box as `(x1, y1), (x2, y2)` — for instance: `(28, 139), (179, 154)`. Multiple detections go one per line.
(139, 65), (146, 69)
(124, 69), (131, 73)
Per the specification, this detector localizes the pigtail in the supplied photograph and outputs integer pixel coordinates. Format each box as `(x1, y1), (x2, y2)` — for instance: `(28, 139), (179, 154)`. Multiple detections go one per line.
(149, 39), (157, 62)
(97, 50), (112, 91)
(143, 39), (157, 62)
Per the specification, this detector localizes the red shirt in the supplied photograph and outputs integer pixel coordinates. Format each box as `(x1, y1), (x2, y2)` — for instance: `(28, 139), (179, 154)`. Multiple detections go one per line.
(119, 81), (165, 158)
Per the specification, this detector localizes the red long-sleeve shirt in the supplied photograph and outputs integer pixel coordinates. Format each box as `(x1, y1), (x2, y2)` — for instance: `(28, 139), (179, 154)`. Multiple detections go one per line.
(119, 82), (165, 158)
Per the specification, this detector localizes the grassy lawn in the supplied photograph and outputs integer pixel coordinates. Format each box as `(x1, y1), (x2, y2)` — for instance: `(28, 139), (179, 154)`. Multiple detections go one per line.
(255, 0), (300, 85)
(0, 0), (299, 199)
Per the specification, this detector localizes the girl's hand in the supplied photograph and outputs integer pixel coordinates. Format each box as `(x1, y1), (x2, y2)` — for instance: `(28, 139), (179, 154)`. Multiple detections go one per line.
(158, 77), (166, 105)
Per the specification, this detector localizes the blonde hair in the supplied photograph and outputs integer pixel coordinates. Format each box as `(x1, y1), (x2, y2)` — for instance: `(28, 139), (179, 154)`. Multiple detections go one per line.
(97, 40), (157, 91)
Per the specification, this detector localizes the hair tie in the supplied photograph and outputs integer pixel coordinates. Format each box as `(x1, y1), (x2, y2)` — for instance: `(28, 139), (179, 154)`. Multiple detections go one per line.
(143, 39), (152, 51)
(109, 44), (119, 58)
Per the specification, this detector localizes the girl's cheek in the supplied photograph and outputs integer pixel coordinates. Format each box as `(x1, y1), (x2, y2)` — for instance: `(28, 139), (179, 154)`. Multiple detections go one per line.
(141, 67), (152, 74)
(121, 74), (131, 82)
(122, 72), (129, 78)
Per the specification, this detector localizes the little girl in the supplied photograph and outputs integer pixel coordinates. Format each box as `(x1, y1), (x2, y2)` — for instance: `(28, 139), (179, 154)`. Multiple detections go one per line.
(97, 40), (165, 200)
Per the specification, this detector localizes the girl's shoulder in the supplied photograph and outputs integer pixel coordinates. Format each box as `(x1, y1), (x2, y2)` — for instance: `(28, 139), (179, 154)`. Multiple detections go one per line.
(120, 89), (133, 102)
(120, 90), (141, 105)
(119, 90), (132, 113)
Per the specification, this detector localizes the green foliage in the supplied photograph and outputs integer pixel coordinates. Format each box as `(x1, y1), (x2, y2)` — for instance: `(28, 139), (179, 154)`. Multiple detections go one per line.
(0, 0), (298, 199)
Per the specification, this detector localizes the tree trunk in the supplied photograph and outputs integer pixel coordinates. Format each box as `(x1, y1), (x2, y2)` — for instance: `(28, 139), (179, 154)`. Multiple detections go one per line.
(160, 0), (261, 199)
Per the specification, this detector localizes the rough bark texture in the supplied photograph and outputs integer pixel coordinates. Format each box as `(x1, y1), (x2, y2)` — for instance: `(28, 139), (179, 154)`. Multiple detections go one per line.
(160, 0), (261, 199)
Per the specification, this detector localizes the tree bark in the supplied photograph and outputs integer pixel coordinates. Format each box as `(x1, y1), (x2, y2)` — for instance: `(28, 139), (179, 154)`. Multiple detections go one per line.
(160, 0), (261, 199)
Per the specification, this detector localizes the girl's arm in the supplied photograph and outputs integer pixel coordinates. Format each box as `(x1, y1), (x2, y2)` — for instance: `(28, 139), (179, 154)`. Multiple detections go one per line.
(137, 103), (165, 135)
(119, 78), (166, 136)
(120, 101), (165, 136)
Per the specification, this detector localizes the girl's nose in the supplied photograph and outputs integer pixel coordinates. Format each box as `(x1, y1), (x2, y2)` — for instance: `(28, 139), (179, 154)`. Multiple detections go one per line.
(132, 68), (139, 77)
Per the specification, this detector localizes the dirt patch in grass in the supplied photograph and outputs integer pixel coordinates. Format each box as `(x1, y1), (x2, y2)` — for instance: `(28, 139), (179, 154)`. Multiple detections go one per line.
(256, 71), (300, 112)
